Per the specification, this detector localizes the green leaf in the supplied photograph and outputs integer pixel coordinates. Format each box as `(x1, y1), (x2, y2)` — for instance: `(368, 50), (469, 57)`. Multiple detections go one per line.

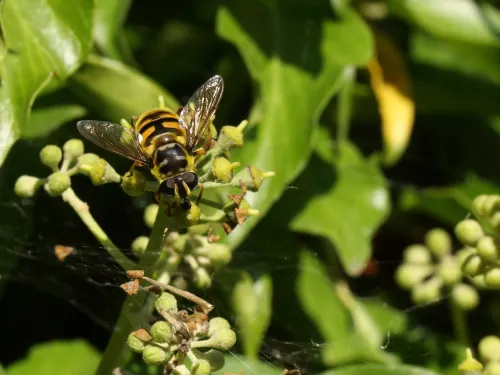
(212, 355), (282, 375)
(317, 364), (441, 375)
(94, 0), (135, 65)
(291, 130), (390, 275)
(216, 2), (373, 250)
(0, 0), (94, 165)
(6, 340), (100, 375)
(411, 30), (500, 85)
(24, 105), (87, 139)
(390, 0), (500, 46)
(231, 271), (273, 359)
(68, 55), (179, 123)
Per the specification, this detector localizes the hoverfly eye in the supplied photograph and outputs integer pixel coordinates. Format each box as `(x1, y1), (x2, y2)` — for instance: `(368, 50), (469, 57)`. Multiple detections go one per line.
(159, 178), (176, 197)
(182, 172), (198, 191)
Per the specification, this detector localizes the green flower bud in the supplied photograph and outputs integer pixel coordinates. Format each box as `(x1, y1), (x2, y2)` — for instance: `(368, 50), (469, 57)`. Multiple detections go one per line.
(194, 268), (212, 289)
(192, 359), (211, 375)
(63, 139), (84, 160)
(438, 257), (462, 286)
(207, 243), (232, 267)
(150, 321), (172, 343)
(199, 349), (225, 371)
(208, 317), (231, 337)
(131, 236), (149, 256)
(165, 203), (201, 230)
(483, 195), (500, 218)
(477, 236), (499, 263)
(458, 348), (483, 373)
(485, 362), (500, 375)
(90, 158), (121, 185)
(121, 169), (146, 196)
(473, 194), (490, 217)
(40, 145), (62, 170)
(485, 268), (500, 288)
(452, 283), (479, 311)
(403, 244), (432, 265)
(425, 228), (452, 258)
(233, 166), (275, 192)
(142, 344), (167, 365)
(127, 332), (146, 353)
(212, 157), (238, 183)
(411, 278), (442, 305)
(45, 172), (71, 196)
(462, 254), (484, 277)
(155, 292), (178, 314)
(395, 264), (434, 290)
(14, 175), (42, 198)
(216, 121), (247, 152)
(172, 235), (187, 254)
(210, 328), (236, 350)
(144, 204), (159, 229)
(479, 335), (500, 362)
(472, 274), (488, 289)
(172, 365), (190, 375)
(455, 219), (484, 247)
(456, 247), (477, 266)
(491, 212), (500, 234)
(77, 153), (100, 173)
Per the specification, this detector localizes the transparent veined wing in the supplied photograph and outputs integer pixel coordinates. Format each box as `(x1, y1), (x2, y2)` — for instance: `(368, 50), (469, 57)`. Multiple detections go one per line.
(179, 75), (224, 151)
(77, 120), (151, 166)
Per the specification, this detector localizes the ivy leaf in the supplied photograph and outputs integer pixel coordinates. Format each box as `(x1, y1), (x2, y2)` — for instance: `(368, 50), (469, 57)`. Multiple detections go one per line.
(68, 55), (179, 123)
(0, 0), (94, 166)
(6, 340), (100, 375)
(94, 0), (135, 65)
(317, 364), (442, 375)
(213, 355), (282, 375)
(231, 271), (273, 359)
(216, 2), (373, 250)
(291, 129), (390, 275)
(24, 105), (87, 139)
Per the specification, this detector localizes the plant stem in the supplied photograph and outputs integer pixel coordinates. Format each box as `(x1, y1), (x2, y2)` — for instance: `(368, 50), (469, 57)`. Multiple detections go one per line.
(95, 205), (169, 375)
(450, 300), (469, 347)
(61, 188), (135, 271)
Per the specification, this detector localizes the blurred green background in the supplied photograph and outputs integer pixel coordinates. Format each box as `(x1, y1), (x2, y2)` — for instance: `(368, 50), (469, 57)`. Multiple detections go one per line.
(2, 0), (500, 374)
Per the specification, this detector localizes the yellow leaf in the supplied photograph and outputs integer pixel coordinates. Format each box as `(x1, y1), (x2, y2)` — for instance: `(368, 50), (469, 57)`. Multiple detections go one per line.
(368, 28), (415, 167)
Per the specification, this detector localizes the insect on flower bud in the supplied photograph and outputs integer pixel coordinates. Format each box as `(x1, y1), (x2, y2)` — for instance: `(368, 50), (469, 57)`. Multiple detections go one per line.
(142, 344), (167, 365)
(455, 219), (484, 247)
(425, 228), (452, 258)
(127, 331), (146, 353)
(194, 267), (212, 289)
(144, 204), (159, 229)
(121, 169), (146, 196)
(208, 317), (231, 337)
(479, 336), (500, 363)
(89, 158), (121, 185)
(192, 359), (211, 375)
(63, 139), (84, 160)
(14, 175), (42, 198)
(131, 236), (149, 255)
(40, 145), (62, 170)
(155, 292), (178, 314)
(212, 157), (238, 183)
(451, 283), (479, 311)
(45, 172), (71, 197)
(210, 328), (236, 350)
(150, 321), (172, 343)
(403, 244), (432, 264)
(199, 349), (225, 371)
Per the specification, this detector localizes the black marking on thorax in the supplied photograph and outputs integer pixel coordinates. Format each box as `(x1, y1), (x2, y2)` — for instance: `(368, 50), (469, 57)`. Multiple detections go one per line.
(154, 142), (188, 175)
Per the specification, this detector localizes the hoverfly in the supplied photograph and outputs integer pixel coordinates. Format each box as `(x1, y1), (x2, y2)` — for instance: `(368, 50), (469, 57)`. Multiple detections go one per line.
(77, 75), (224, 210)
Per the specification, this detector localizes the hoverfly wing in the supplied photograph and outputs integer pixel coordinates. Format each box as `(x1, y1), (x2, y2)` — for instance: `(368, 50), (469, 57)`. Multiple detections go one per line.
(179, 75), (224, 151)
(77, 120), (151, 165)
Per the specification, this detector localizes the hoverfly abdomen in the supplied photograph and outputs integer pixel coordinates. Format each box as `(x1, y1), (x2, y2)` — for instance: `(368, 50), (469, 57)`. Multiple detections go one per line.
(155, 142), (189, 177)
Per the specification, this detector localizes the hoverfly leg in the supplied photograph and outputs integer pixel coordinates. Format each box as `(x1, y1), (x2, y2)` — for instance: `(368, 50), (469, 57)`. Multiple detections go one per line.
(196, 184), (204, 206)
(193, 147), (205, 164)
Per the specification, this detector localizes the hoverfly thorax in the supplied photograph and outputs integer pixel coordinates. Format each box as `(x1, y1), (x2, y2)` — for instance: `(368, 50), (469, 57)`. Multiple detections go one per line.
(77, 75), (224, 210)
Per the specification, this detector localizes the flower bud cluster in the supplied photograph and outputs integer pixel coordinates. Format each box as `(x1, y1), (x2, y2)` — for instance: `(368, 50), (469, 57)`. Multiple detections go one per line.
(395, 228), (479, 310)
(478, 336), (500, 375)
(126, 292), (235, 374)
(14, 139), (121, 199)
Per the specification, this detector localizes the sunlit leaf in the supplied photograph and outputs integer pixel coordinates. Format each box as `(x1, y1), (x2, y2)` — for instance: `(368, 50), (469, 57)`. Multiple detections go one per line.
(231, 271), (273, 359)
(68, 55), (179, 123)
(24, 105), (87, 139)
(291, 129), (390, 275)
(318, 364), (441, 375)
(6, 340), (100, 375)
(0, 0), (94, 165)
(368, 28), (414, 166)
(216, 2), (373, 250)
(213, 355), (282, 375)
(390, 0), (500, 46)
(94, 0), (135, 65)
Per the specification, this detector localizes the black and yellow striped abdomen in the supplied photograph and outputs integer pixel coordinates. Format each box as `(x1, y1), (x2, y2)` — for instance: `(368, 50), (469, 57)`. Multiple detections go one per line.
(134, 108), (195, 180)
